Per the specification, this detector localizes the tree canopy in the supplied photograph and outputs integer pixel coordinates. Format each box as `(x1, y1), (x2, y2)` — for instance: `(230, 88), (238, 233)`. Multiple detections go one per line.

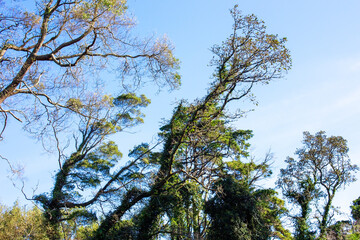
(1, 1), (359, 240)
(277, 131), (358, 239)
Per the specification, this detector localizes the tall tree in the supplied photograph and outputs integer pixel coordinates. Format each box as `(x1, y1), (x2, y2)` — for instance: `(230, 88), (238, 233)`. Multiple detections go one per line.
(93, 6), (291, 239)
(277, 131), (358, 239)
(33, 92), (152, 239)
(0, 0), (180, 139)
(26, 5), (291, 239)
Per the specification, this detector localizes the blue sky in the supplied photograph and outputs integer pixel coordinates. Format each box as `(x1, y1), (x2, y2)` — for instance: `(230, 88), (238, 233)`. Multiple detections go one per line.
(1, 0), (360, 220)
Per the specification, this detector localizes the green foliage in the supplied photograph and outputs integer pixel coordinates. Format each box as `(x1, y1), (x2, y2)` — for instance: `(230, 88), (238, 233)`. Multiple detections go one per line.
(66, 98), (84, 111)
(76, 0), (128, 20)
(75, 222), (99, 240)
(0, 202), (50, 240)
(98, 219), (137, 240)
(347, 233), (360, 240)
(255, 189), (293, 240)
(71, 141), (121, 189)
(351, 196), (360, 221)
(326, 220), (353, 240)
(205, 176), (272, 240)
(225, 157), (272, 187)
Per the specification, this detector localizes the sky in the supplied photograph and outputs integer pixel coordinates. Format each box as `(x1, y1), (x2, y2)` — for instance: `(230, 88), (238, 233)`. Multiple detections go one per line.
(1, 0), (360, 221)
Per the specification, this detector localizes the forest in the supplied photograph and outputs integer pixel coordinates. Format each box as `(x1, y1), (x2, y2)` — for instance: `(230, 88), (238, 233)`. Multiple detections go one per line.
(0, 0), (359, 239)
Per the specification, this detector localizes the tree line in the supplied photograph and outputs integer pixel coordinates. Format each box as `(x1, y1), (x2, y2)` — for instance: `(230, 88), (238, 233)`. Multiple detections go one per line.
(0, 0), (358, 239)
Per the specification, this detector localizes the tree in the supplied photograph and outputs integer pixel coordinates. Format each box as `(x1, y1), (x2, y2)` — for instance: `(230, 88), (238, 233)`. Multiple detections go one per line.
(33, 92), (152, 239)
(14, 5), (291, 239)
(0, 0), (180, 140)
(205, 176), (291, 240)
(205, 176), (269, 240)
(277, 157), (318, 240)
(91, 6), (290, 239)
(0, 202), (50, 239)
(277, 131), (358, 239)
(351, 196), (360, 223)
